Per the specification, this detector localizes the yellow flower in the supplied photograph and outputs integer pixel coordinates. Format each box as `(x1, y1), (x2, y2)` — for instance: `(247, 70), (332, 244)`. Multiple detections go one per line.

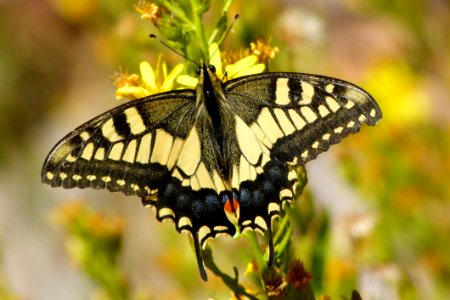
(114, 56), (184, 100)
(176, 43), (266, 88)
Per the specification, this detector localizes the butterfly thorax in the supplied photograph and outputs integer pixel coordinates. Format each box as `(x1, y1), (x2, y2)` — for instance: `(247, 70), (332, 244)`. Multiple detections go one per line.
(195, 64), (237, 180)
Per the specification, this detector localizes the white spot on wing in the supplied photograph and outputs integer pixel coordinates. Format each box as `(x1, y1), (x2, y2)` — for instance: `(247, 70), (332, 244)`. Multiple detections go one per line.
(257, 107), (284, 143)
(198, 226), (212, 242)
(136, 133), (152, 164)
(358, 114), (367, 122)
(212, 170), (226, 193)
(334, 127), (344, 133)
(301, 150), (308, 159)
(250, 122), (273, 149)
(275, 78), (290, 105)
(122, 139), (137, 163)
(159, 207), (175, 218)
(81, 143), (94, 160)
(325, 83), (335, 94)
(255, 216), (268, 230)
(178, 216), (192, 228)
(288, 170), (297, 181)
(326, 96), (341, 112)
(239, 155), (251, 183)
(274, 108), (296, 135)
(80, 131), (90, 141)
(172, 168), (184, 181)
(102, 118), (124, 142)
(345, 100), (355, 109)
(288, 109), (306, 130)
(66, 154), (77, 162)
(150, 129), (174, 165)
(318, 105), (330, 117)
(195, 162), (216, 190)
(176, 127), (201, 176)
(268, 202), (280, 214)
(109, 142), (124, 161)
(280, 189), (293, 200)
(300, 107), (318, 123)
(94, 147), (105, 160)
(166, 137), (184, 169)
(236, 116), (262, 165)
(299, 81), (314, 104)
(124, 107), (146, 135)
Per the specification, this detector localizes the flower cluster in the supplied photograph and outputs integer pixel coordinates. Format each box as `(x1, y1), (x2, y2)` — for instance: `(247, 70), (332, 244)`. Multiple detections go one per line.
(114, 41), (277, 100)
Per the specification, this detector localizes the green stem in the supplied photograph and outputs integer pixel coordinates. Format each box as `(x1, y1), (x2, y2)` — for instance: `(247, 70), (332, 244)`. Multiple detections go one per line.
(158, 1), (195, 29)
(190, 0), (210, 60)
(208, 0), (235, 45)
(202, 247), (259, 300)
(245, 231), (267, 272)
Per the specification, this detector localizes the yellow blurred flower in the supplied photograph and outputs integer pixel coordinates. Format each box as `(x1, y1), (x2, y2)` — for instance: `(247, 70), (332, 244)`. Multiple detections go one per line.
(114, 57), (184, 100)
(176, 43), (266, 88)
(363, 61), (429, 127)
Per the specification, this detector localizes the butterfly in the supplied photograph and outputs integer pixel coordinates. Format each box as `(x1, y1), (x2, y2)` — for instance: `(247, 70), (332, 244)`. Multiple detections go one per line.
(42, 63), (381, 281)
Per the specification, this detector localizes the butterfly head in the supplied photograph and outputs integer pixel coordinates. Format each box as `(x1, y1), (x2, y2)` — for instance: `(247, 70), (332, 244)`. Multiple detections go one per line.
(195, 63), (225, 110)
(196, 63), (216, 76)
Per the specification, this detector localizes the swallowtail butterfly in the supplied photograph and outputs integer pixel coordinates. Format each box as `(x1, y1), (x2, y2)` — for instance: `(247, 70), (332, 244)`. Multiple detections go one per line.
(42, 63), (381, 280)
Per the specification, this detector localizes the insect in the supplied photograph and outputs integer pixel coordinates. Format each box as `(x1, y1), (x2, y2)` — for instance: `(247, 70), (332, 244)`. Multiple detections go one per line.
(42, 63), (381, 281)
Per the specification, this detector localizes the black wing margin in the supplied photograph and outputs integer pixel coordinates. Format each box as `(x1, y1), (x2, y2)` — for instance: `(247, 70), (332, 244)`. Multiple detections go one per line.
(41, 90), (196, 198)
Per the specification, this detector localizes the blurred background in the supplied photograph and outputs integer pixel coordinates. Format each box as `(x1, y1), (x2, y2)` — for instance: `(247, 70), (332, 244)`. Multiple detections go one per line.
(0, 0), (449, 299)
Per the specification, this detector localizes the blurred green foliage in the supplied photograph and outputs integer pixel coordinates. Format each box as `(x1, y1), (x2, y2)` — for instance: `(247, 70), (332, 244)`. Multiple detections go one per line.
(53, 201), (129, 299)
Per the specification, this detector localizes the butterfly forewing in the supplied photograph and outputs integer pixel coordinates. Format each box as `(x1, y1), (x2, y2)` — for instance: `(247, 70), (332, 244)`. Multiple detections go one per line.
(225, 72), (381, 165)
(42, 90), (196, 197)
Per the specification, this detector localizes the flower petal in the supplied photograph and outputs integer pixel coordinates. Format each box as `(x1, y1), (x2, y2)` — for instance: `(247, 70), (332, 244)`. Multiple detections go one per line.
(140, 61), (157, 91)
(176, 74), (198, 88)
(209, 43), (223, 76)
(162, 64), (185, 91)
(225, 55), (259, 78)
(233, 63), (266, 78)
(115, 86), (150, 100)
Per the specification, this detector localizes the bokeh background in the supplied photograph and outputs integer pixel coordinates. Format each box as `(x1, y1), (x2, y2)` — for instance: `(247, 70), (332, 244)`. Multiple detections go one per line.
(0, 0), (449, 299)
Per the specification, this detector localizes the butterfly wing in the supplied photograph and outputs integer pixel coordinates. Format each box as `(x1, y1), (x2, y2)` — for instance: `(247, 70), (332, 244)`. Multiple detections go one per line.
(224, 72), (382, 234)
(42, 90), (197, 197)
(42, 89), (236, 280)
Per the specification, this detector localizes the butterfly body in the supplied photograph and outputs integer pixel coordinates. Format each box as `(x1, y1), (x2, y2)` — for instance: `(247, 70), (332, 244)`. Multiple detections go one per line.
(42, 64), (381, 281)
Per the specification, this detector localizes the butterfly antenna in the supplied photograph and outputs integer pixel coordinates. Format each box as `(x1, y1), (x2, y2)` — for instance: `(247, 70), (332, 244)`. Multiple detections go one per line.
(208, 14), (240, 63)
(149, 34), (199, 67)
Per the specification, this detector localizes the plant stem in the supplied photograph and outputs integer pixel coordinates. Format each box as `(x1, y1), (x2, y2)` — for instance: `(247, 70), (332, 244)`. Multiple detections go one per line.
(190, 0), (210, 60)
